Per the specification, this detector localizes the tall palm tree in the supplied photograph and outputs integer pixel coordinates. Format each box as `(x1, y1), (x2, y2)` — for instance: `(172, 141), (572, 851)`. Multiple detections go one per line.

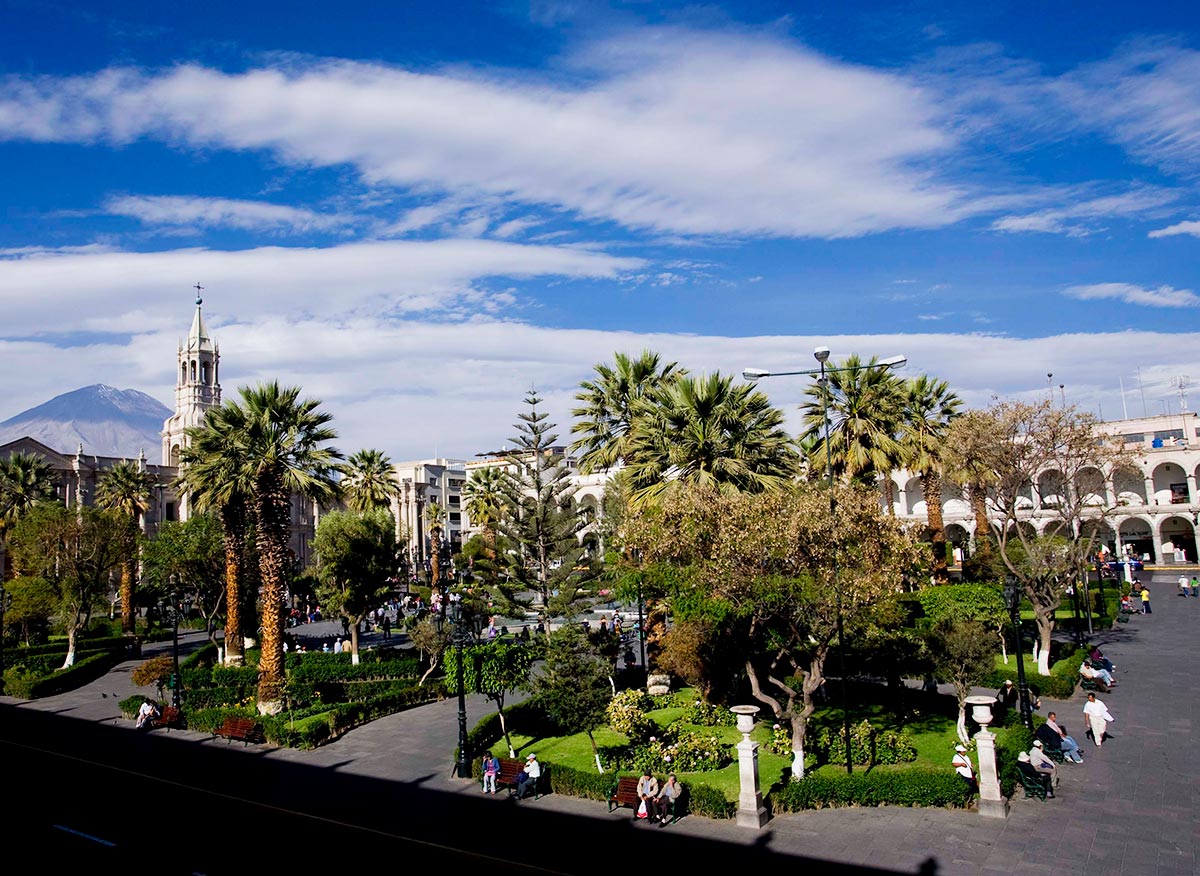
(0, 451), (58, 580)
(462, 465), (511, 558)
(570, 350), (684, 473)
(342, 448), (401, 513)
(899, 376), (963, 583)
(425, 500), (447, 598)
(238, 382), (342, 714)
(944, 409), (1000, 553)
(178, 401), (255, 665)
(95, 460), (156, 633)
(800, 355), (906, 506)
(624, 372), (799, 508)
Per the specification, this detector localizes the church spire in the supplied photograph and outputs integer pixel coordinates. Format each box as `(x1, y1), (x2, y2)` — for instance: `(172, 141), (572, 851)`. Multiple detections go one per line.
(187, 284), (214, 353)
(163, 286), (221, 469)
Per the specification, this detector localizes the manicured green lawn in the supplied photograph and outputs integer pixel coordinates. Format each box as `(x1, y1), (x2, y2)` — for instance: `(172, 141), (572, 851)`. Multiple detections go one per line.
(488, 690), (999, 802)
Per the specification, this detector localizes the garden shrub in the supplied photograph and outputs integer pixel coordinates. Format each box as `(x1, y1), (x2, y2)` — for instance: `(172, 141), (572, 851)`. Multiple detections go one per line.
(995, 723), (1036, 798)
(3, 650), (124, 699)
(765, 722), (793, 757)
(816, 720), (917, 766)
(545, 762), (614, 802)
(685, 782), (737, 819)
(678, 697), (736, 727)
(606, 689), (655, 740)
(983, 644), (1080, 700)
(631, 729), (730, 773)
(769, 767), (972, 811)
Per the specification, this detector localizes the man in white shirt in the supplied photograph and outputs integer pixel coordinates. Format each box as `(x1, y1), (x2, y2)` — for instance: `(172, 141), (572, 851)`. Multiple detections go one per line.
(1083, 693), (1115, 746)
(516, 753), (541, 799)
(952, 744), (976, 794)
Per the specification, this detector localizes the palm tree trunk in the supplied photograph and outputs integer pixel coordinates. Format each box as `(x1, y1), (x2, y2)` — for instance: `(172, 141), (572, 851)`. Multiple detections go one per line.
(221, 508), (244, 666)
(255, 480), (290, 714)
(119, 562), (135, 634)
(430, 527), (441, 598)
(924, 471), (948, 583)
(970, 483), (991, 549)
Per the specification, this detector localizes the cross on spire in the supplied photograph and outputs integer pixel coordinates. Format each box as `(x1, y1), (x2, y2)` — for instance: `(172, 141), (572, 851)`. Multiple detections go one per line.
(193, 282), (204, 305)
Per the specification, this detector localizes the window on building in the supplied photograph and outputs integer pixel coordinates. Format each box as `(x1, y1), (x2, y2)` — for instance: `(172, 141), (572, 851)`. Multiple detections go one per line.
(1122, 432), (1145, 444)
(1154, 429), (1184, 441)
(165, 502), (177, 522)
(449, 479), (464, 489)
(448, 495), (460, 506)
(449, 512), (461, 523)
(201, 362), (209, 384)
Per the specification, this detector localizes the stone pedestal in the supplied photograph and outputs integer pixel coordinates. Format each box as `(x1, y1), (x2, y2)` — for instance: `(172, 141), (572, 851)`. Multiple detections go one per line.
(731, 706), (770, 829)
(647, 673), (671, 696)
(966, 695), (1008, 819)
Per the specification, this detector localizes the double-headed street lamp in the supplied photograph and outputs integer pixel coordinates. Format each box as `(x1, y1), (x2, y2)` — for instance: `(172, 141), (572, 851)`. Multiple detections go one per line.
(744, 348), (906, 775)
(438, 586), (472, 780)
(159, 573), (191, 710)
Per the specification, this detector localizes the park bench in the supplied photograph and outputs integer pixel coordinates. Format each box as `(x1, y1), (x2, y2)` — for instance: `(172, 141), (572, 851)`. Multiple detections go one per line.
(496, 757), (547, 799)
(1018, 770), (1048, 801)
(214, 716), (263, 746)
(1043, 745), (1064, 765)
(608, 776), (641, 815)
(151, 706), (184, 732)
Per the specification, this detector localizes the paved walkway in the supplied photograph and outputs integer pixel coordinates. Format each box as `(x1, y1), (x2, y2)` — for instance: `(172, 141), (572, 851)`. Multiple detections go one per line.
(4, 571), (1195, 875)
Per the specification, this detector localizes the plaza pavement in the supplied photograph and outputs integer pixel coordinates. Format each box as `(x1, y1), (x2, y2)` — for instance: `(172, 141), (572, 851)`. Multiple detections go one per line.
(3, 570), (1196, 875)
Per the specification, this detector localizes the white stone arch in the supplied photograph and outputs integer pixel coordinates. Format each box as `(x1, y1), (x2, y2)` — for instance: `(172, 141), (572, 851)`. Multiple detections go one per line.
(1039, 518), (1071, 538)
(941, 481), (969, 517)
(170, 444), (181, 467)
(904, 475), (925, 515)
(1151, 460), (1190, 505)
(1158, 515), (1198, 563)
(1005, 521), (1038, 542)
(1037, 469), (1067, 510)
(1081, 520), (1117, 555)
(1112, 465), (1147, 507)
(1117, 516), (1156, 563)
(1075, 467), (1107, 507)
(1014, 479), (1036, 511)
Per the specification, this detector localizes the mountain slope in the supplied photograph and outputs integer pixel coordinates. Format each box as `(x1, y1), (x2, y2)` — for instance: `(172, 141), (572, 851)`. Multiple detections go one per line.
(0, 384), (172, 458)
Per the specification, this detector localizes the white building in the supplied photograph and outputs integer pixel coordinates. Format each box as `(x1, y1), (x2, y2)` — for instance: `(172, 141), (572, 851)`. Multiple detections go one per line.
(890, 412), (1200, 564)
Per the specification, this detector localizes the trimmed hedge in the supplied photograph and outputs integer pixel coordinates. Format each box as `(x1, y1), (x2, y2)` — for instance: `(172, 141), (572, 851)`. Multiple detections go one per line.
(983, 642), (1081, 700)
(995, 723), (1036, 798)
(2, 650), (124, 699)
(767, 767), (973, 812)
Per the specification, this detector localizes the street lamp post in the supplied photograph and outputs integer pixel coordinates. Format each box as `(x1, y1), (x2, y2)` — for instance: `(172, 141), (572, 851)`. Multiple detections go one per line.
(744, 349), (906, 776)
(448, 598), (471, 780)
(0, 581), (9, 696)
(166, 573), (182, 710)
(1003, 575), (1034, 730)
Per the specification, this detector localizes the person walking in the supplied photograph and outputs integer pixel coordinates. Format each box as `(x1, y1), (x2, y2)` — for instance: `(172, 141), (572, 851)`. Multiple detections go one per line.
(1179, 575), (1189, 598)
(1140, 584), (1152, 614)
(1191, 576), (1199, 598)
(1083, 692), (1115, 747)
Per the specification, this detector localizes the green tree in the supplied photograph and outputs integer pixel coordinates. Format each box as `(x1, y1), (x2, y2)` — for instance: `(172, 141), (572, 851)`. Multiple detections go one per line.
(462, 464), (511, 559)
(178, 401), (254, 665)
(141, 515), (226, 644)
(535, 624), (613, 773)
(425, 500), (448, 598)
(342, 449), (401, 513)
(0, 451), (58, 583)
(800, 355), (905, 490)
(624, 372), (799, 509)
(312, 509), (400, 663)
(8, 505), (125, 667)
(1, 574), (56, 645)
(446, 641), (533, 757)
(926, 619), (996, 744)
(917, 583), (1009, 662)
(570, 350), (684, 473)
(899, 376), (962, 583)
(237, 382), (343, 713)
(411, 615), (452, 686)
(95, 460), (157, 634)
(496, 391), (597, 631)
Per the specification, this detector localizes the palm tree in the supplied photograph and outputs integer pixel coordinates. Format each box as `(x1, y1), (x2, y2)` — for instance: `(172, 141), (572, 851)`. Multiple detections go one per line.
(570, 350), (684, 473)
(462, 465), (511, 559)
(95, 460), (156, 634)
(238, 382), (342, 714)
(342, 448), (401, 513)
(944, 409), (1000, 554)
(899, 376), (963, 583)
(178, 401), (254, 665)
(800, 355), (906, 497)
(623, 372), (799, 508)
(425, 500), (447, 598)
(0, 451), (58, 580)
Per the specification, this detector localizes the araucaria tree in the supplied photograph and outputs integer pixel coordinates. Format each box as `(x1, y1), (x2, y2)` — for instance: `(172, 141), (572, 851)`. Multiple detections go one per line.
(622, 484), (921, 779)
(535, 624), (613, 773)
(8, 505), (126, 667)
(312, 508), (400, 664)
(497, 391), (596, 628)
(95, 459), (156, 634)
(957, 400), (1125, 674)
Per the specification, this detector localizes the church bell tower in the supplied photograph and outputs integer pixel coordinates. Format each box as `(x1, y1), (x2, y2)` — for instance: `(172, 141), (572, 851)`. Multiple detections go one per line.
(162, 291), (221, 471)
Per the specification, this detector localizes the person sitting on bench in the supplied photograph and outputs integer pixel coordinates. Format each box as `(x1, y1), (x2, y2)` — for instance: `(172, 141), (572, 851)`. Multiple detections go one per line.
(1088, 646), (1115, 674)
(515, 753), (540, 799)
(1040, 712), (1084, 763)
(135, 699), (160, 730)
(1017, 752), (1054, 798)
(656, 774), (682, 825)
(1079, 661), (1114, 690)
(636, 770), (660, 822)
(1028, 740), (1059, 787)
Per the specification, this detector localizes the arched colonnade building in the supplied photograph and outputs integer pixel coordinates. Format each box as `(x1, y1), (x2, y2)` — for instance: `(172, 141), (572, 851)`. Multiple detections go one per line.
(890, 412), (1200, 564)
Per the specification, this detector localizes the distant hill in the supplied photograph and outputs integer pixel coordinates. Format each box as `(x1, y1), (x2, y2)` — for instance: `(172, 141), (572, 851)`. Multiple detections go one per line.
(0, 384), (172, 459)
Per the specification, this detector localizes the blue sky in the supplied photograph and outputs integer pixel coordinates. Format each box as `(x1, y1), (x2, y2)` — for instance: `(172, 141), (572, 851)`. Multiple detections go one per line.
(1, 1), (1198, 458)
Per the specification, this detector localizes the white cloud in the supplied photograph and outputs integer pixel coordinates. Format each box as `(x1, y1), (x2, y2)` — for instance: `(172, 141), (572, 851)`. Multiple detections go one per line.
(992, 186), (1178, 236)
(3, 316), (1198, 463)
(1063, 282), (1200, 308)
(0, 238), (643, 336)
(0, 29), (980, 239)
(1149, 219), (1200, 239)
(103, 194), (356, 233)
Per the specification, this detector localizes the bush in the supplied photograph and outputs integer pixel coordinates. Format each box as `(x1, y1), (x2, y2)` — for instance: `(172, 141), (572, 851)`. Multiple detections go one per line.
(996, 723), (1036, 798)
(546, 762), (614, 801)
(815, 720), (918, 766)
(606, 689), (655, 740)
(2, 650), (124, 699)
(769, 768), (972, 812)
(983, 644), (1080, 700)
(685, 782), (737, 819)
(630, 729), (730, 773)
(678, 697), (736, 727)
